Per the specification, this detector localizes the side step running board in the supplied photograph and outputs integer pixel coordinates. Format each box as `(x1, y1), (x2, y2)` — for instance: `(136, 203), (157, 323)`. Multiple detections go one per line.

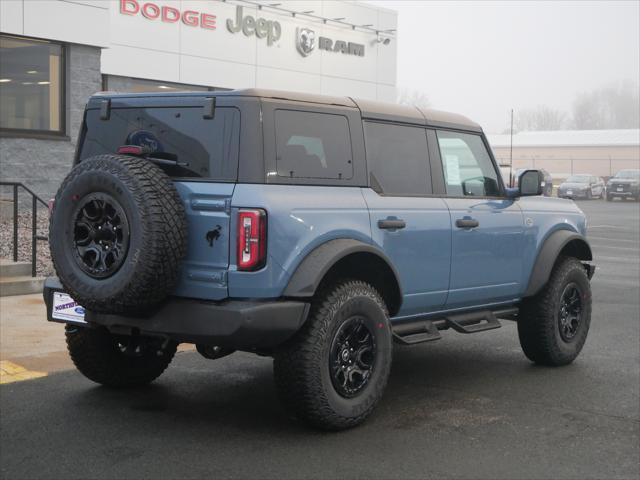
(392, 307), (517, 345)
(445, 310), (501, 334)
(392, 320), (442, 345)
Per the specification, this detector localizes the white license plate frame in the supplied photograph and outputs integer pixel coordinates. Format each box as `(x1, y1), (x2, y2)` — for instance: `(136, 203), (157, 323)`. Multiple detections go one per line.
(51, 292), (86, 323)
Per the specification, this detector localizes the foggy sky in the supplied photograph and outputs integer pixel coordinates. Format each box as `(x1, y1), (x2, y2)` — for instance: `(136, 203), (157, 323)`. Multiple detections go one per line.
(369, 0), (640, 133)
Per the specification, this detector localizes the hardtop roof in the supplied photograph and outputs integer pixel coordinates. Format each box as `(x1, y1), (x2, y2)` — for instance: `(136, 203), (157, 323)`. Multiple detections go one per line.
(92, 88), (482, 132)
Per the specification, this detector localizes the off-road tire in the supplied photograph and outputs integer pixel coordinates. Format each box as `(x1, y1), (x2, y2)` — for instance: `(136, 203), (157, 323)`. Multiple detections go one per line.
(273, 280), (393, 430)
(66, 325), (177, 387)
(49, 154), (187, 314)
(518, 256), (591, 366)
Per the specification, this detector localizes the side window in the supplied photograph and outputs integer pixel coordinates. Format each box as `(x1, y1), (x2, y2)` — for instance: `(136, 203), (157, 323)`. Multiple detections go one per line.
(436, 130), (501, 197)
(364, 121), (430, 195)
(275, 109), (353, 179)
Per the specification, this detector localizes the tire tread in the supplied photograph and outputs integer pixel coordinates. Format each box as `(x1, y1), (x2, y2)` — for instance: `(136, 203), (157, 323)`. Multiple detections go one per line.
(50, 155), (187, 313)
(518, 256), (591, 366)
(273, 280), (391, 430)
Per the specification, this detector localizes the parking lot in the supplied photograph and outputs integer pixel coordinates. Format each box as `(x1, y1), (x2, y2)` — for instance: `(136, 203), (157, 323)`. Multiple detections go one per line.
(1, 199), (638, 480)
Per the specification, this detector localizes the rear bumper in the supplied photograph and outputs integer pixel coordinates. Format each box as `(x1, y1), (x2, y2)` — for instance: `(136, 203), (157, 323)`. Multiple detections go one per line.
(558, 191), (589, 199)
(43, 277), (310, 350)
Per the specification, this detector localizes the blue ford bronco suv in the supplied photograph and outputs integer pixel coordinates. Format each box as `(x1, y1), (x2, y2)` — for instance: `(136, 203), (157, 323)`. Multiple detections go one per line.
(44, 89), (595, 430)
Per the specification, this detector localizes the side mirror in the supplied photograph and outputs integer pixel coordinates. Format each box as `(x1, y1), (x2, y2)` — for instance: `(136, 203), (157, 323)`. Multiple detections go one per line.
(507, 169), (543, 198)
(518, 169), (543, 196)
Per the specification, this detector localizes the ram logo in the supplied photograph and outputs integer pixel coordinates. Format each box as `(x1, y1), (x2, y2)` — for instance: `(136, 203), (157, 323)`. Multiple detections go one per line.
(296, 27), (316, 57)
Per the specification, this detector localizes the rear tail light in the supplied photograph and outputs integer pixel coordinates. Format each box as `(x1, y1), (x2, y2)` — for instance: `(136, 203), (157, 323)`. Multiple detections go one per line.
(117, 145), (144, 155)
(117, 145), (151, 156)
(48, 198), (55, 215)
(237, 209), (267, 271)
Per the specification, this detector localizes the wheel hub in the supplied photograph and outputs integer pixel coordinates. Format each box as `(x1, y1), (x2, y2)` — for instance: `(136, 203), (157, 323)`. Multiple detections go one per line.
(72, 193), (130, 278)
(329, 317), (376, 398)
(558, 283), (583, 342)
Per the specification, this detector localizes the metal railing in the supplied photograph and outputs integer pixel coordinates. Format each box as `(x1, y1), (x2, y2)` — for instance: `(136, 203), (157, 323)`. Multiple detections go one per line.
(0, 182), (49, 277)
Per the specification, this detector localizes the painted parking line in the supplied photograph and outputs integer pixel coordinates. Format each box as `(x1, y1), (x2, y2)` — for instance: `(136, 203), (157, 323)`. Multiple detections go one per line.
(591, 244), (640, 251)
(595, 255), (640, 263)
(0, 361), (47, 385)
(588, 236), (640, 244)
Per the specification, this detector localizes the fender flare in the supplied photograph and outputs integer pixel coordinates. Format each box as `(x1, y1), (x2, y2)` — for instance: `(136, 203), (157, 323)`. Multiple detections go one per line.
(283, 238), (403, 300)
(524, 230), (593, 297)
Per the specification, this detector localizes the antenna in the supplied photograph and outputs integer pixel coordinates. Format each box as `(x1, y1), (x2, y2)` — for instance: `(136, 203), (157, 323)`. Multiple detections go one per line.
(509, 108), (514, 187)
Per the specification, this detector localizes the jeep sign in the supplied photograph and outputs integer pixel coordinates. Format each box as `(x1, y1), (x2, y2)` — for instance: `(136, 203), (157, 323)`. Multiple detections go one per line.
(227, 6), (281, 46)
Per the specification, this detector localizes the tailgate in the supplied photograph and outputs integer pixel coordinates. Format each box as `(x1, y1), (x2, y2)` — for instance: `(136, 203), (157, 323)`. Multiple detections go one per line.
(173, 181), (234, 301)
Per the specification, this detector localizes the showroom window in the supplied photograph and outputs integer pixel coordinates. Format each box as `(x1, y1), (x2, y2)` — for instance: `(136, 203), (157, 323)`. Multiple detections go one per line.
(103, 75), (221, 93)
(0, 35), (65, 134)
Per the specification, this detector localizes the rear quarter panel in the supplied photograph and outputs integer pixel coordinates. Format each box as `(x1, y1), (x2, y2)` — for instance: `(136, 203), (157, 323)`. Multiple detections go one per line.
(229, 184), (372, 298)
(517, 196), (588, 295)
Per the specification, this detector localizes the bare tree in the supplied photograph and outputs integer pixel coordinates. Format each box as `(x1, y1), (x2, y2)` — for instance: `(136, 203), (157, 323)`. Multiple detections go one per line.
(572, 81), (640, 130)
(514, 106), (567, 131)
(396, 88), (431, 110)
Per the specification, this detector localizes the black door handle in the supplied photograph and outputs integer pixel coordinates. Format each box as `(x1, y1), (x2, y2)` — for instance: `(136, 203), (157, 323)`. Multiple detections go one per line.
(378, 219), (406, 230)
(455, 218), (479, 229)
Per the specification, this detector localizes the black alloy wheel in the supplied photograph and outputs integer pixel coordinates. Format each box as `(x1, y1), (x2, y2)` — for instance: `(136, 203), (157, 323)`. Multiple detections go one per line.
(72, 193), (130, 279)
(329, 317), (377, 398)
(558, 283), (583, 342)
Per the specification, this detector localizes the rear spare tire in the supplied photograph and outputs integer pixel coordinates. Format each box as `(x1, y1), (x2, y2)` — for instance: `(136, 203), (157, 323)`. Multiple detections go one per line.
(49, 154), (187, 314)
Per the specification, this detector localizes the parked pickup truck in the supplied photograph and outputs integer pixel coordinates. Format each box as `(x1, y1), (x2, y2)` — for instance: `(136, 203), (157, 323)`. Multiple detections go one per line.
(44, 89), (595, 430)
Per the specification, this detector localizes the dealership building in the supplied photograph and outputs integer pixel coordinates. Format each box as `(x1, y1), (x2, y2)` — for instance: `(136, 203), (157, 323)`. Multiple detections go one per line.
(488, 129), (640, 180)
(0, 0), (398, 200)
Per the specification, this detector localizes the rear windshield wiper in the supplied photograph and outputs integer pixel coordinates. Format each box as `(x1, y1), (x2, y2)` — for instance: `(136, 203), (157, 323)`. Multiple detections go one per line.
(147, 152), (189, 167)
(117, 145), (188, 167)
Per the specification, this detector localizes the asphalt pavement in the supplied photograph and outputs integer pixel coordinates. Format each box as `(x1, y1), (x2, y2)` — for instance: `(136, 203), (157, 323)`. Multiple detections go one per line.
(1, 199), (638, 480)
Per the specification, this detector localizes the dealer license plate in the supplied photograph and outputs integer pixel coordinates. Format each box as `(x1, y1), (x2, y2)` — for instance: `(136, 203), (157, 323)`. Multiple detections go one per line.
(52, 292), (86, 323)
(567, 190), (573, 195)
(617, 187), (623, 192)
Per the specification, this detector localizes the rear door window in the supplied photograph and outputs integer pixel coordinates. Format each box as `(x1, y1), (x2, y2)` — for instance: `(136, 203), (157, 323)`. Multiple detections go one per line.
(80, 106), (240, 180)
(274, 109), (353, 180)
(363, 121), (431, 195)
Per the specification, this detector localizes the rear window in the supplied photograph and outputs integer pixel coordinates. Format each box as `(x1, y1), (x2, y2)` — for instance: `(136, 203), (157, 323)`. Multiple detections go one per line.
(274, 109), (353, 180)
(79, 106), (240, 180)
(364, 121), (431, 195)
